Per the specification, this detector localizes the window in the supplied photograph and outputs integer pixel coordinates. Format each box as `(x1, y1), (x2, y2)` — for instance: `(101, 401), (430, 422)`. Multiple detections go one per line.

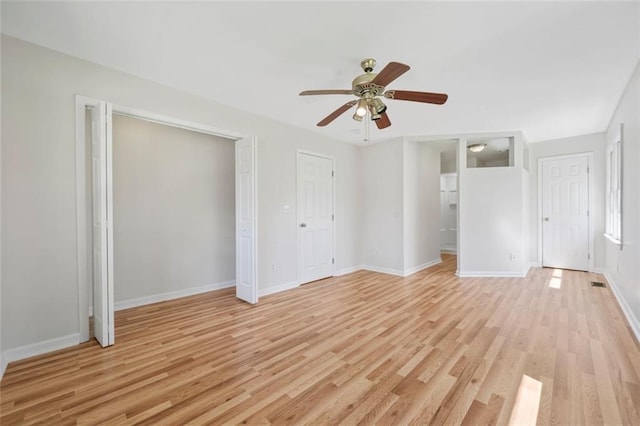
(606, 124), (623, 245)
(466, 137), (514, 168)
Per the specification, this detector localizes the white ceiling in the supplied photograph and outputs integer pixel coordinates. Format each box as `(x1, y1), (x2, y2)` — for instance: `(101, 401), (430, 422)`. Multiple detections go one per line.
(2, 1), (639, 144)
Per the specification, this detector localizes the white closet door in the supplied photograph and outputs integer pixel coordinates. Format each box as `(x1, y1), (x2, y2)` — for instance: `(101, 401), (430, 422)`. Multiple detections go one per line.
(91, 101), (114, 346)
(235, 136), (258, 304)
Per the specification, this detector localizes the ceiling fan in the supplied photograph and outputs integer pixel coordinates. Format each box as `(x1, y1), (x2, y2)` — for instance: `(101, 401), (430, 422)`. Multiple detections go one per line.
(299, 58), (448, 129)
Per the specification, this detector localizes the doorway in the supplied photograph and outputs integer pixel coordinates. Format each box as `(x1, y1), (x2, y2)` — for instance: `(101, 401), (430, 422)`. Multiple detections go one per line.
(539, 153), (592, 271)
(297, 151), (335, 284)
(439, 142), (458, 256)
(75, 96), (259, 346)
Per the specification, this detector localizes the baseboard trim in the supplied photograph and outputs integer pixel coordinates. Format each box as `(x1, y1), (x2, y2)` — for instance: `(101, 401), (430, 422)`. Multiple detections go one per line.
(114, 280), (235, 311)
(403, 258), (442, 277)
(601, 270), (640, 343)
(1, 333), (81, 378)
(440, 248), (457, 254)
(258, 280), (300, 297)
(521, 262), (536, 277)
(456, 270), (529, 278)
(1, 356), (6, 381)
(361, 265), (405, 277)
(335, 266), (364, 276)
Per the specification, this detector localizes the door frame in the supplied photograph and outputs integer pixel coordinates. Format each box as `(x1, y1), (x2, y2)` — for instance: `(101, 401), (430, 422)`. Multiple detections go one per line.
(537, 152), (594, 271)
(296, 150), (336, 285)
(75, 95), (257, 342)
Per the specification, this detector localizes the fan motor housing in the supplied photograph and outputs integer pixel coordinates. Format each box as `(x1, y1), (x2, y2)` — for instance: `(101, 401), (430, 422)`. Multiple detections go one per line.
(352, 73), (385, 98)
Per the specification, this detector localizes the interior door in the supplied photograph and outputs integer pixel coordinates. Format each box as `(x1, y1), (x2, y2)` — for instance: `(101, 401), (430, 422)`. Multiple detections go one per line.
(298, 152), (334, 284)
(541, 155), (589, 270)
(235, 136), (258, 304)
(91, 101), (115, 346)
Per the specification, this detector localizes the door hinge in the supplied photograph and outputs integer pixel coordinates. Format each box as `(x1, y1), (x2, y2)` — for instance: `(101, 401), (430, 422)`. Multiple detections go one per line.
(587, 166), (590, 173)
(587, 209), (589, 217)
(332, 170), (334, 177)
(332, 214), (335, 221)
(332, 258), (335, 264)
(588, 253), (591, 260)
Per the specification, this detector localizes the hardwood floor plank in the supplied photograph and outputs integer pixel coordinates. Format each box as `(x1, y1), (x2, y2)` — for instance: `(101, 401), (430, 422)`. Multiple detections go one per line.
(1, 255), (638, 424)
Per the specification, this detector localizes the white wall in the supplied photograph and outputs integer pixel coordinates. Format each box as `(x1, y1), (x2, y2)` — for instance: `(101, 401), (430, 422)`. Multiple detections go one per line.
(360, 139), (404, 273)
(528, 132), (606, 267)
(603, 60), (640, 339)
(440, 150), (456, 173)
(1, 36), (361, 354)
(403, 141), (441, 272)
(458, 166), (526, 275)
(112, 115), (235, 303)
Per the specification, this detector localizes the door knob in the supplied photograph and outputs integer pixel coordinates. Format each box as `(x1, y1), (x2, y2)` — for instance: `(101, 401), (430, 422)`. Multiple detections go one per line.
(544, 217), (549, 221)
(300, 223), (307, 228)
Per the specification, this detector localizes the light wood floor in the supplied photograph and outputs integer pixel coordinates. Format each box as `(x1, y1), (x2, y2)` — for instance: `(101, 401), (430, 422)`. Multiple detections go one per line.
(1, 255), (639, 425)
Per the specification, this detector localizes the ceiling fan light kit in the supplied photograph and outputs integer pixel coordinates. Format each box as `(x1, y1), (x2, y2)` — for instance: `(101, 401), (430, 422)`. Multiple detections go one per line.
(355, 98), (368, 117)
(299, 58), (448, 131)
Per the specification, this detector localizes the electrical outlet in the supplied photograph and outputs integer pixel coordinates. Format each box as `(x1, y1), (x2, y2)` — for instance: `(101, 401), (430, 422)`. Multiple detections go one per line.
(271, 263), (276, 271)
(510, 252), (516, 260)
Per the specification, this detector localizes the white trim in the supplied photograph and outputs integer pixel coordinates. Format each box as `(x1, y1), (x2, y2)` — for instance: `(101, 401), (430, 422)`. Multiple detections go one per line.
(112, 105), (245, 140)
(403, 130), (523, 144)
(403, 258), (442, 277)
(603, 232), (622, 246)
(523, 262), (536, 277)
(0, 359), (5, 381)
(456, 270), (529, 278)
(105, 102), (115, 345)
(338, 258), (443, 278)
(335, 266), (363, 276)
(296, 150), (337, 284)
(601, 270), (640, 343)
(258, 281), (300, 298)
(1, 334), (81, 375)
(361, 265), (405, 277)
(115, 281), (235, 311)
(75, 95), (100, 343)
(440, 247), (457, 254)
(537, 152), (594, 271)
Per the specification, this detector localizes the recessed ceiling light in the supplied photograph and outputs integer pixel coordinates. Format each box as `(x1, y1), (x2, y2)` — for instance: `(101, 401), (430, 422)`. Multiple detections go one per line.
(468, 143), (486, 153)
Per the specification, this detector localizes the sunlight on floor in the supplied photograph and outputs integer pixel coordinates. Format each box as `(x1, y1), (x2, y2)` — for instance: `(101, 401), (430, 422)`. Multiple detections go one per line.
(548, 277), (562, 289)
(508, 375), (543, 426)
(549, 269), (563, 289)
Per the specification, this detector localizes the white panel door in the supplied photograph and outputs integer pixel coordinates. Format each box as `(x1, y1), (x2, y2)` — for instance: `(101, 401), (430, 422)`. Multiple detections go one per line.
(91, 101), (115, 346)
(298, 153), (334, 284)
(235, 136), (258, 304)
(541, 155), (589, 270)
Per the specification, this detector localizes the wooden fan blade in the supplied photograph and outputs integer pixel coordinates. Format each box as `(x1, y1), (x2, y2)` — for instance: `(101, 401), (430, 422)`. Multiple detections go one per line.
(375, 112), (391, 129)
(317, 100), (358, 127)
(371, 62), (410, 87)
(384, 90), (448, 105)
(299, 89), (353, 96)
